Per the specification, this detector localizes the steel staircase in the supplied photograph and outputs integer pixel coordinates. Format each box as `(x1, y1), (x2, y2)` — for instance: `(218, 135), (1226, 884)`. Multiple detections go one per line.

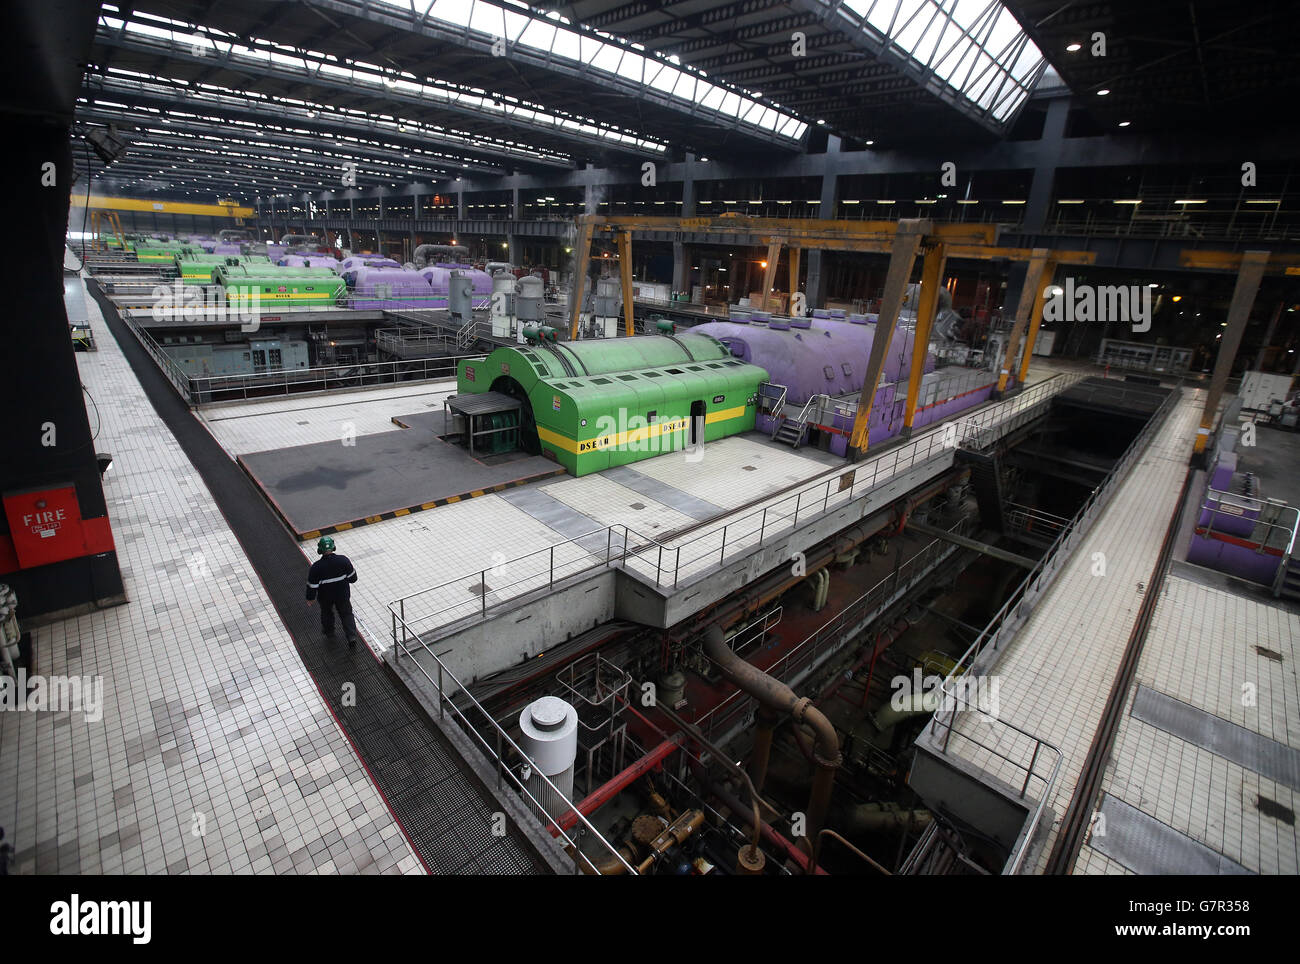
(957, 449), (1007, 534)
(1274, 555), (1300, 601)
(772, 418), (807, 448)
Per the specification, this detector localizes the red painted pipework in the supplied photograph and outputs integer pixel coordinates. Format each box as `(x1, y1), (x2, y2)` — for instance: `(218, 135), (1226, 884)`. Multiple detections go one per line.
(819, 617), (911, 704)
(550, 736), (683, 835)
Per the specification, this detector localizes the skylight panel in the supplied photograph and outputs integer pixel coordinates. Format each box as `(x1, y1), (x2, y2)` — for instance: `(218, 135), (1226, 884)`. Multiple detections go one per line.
(840, 0), (1043, 125)
(382, 0), (805, 140)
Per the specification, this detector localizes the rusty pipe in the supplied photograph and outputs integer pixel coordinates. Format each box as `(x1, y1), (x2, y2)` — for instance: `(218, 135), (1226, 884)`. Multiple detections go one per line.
(702, 624), (841, 845)
(704, 625), (840, 765)
(573, 842), (639, 876)
(750, 706), (779, 793)
(689, 758), (827, 875)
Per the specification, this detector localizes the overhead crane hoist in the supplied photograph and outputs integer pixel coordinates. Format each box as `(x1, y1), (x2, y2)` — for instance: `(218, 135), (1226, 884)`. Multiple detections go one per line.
(568, 213), (1095, 460)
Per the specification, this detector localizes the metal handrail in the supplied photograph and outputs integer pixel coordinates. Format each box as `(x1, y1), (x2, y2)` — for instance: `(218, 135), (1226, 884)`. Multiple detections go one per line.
(690, 517), (971, 745)
(772, 392), (827, 440)
(760, 383), (788, 421)
(390, 605), (637, 875)
(1004, 502), (1072, 537)
(924, 384), (1183, 874)
(1199, 488), (1300, 552)
(386, 373), (1085, 641)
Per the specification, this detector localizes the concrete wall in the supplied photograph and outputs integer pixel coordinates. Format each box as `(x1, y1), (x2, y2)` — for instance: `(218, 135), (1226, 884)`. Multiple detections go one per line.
(404, 570), (618, 695)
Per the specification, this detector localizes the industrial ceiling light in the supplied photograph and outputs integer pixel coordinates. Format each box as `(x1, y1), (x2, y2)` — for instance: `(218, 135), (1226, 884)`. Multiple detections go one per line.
(1066, 42), (1082, 52)
(1097, 89), (1110, 96)
(1118, 121), (1131, 127)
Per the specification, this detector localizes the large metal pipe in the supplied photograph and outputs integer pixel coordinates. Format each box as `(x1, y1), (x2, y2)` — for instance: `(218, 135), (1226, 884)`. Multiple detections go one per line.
(702, 624), (841, 848)
(750, 707), (779, 793)
(553, 735), (683, 834)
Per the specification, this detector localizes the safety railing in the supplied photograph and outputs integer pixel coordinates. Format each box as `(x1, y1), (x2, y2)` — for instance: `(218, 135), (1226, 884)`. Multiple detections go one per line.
(923, 383), (1183, 874)
(108, 292), (479, 407)
(690, 516), (973, 747)
(374, 327), (457, 357)
(112, 298), (206, 401)
(1199, 488), (1300, 553)
(390, 605), (637, 875)
(759, 383), (788, 421)
(1004, 502), (1072, 540)
(386, 373), (1086, 644)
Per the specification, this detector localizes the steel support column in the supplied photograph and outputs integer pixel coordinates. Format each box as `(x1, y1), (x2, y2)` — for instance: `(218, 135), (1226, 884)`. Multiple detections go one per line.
(788, 247), (802, 312)
(1195, 251), (1270, 456)
(996, 249), (1051, 394)
(848, 219), (928, 459)
(568, 217), (595, 339)
(617, 230), (635, 336)
(672, 240), (687, 295)
(901, 243), (947, 436)
(1254, 300), (1285, 370)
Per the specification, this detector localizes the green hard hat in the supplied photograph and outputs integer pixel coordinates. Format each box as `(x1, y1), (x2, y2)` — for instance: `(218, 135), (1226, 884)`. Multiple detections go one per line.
(317, 536), (335, 554)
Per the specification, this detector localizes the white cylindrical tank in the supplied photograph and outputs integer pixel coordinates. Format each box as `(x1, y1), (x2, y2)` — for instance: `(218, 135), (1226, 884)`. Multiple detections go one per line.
(491, 270), (516, 338)
(515, 275), (544, 343)
(518, 696), (578, 816)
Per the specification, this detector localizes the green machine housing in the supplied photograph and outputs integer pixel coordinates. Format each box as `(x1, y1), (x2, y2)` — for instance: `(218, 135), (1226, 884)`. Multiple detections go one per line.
(213, 263), (346, 306)
(454, 333), (768, 476)
(174, 253), (271, 281)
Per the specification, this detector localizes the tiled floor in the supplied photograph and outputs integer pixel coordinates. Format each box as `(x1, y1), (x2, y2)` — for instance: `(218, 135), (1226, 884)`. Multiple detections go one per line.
(1075, 575), (1299, 875)
(199, 382), (459, 455)
(0, 277), (422, 875)
(936, 386), (1205, 874)
(193, 365), (1085, 653)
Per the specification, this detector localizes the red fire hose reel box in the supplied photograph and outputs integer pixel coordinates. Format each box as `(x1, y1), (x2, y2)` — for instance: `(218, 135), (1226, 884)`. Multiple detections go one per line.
(3, 485), (93, 569)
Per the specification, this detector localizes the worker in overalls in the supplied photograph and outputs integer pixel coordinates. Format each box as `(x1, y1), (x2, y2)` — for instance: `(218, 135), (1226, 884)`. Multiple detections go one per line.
(306, 536), (359, 648)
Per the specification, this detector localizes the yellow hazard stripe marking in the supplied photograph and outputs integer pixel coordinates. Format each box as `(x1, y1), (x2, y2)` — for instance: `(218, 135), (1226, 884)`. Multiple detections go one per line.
(539, 406), (750, 455)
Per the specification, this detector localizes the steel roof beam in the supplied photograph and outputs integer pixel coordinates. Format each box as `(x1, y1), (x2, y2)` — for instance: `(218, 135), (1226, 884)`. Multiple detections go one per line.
(81, 76), (570, 170)
(91, 24), (662, 159)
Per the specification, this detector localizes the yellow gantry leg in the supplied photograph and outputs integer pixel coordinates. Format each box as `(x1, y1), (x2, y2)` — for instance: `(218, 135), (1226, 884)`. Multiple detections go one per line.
(996, 249), (1051, 394)
(1016, 259), (1056, 388)
(902, 243), (947, 434)
(848, 219), (928, 459)
(617, 230), (635, 336)
(1195, 250), (1269, 454)
(757, 241), (782, 312)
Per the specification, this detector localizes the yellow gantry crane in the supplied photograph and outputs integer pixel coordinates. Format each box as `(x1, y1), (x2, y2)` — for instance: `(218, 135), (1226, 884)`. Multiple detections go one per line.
(567, 213), (1094, 459)
(89, 209), (126, 250)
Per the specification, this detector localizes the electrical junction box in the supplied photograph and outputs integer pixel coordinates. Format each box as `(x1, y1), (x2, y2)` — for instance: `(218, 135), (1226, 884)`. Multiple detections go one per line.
(3, 485), (92, 569)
